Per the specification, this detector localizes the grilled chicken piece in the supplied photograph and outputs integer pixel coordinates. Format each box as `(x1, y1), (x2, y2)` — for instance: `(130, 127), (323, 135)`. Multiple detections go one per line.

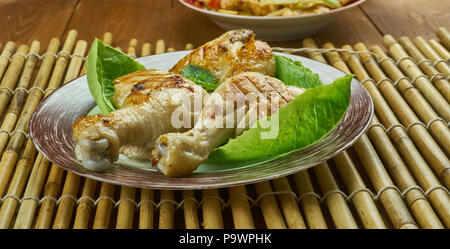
(170, 29), (276, 83)
(73, 69), (208, 171)
(151, 72), (305, 177)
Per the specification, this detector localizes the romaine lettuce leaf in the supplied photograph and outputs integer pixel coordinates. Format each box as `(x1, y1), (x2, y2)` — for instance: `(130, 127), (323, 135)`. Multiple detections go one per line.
(275, 55), (322, 89)
(86, 39), (145, 114)
(207, 74), (353, 163)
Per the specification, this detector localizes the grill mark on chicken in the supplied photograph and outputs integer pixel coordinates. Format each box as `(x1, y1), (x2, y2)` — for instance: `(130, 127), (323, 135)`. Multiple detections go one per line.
(151, 72), (305, 177)
(131, 82), (145, 92)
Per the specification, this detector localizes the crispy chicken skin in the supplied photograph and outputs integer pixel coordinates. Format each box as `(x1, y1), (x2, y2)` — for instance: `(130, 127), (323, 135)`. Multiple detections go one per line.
(151, 72), (305, 177)
(72, 69), (207, 171)
(170, 29), (276, 83)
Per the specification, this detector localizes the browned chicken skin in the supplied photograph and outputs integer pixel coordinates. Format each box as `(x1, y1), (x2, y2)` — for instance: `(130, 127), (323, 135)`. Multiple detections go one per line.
(170, 29), (276, 83)
(73, 69), (207, 171)
(151, 72), (305, 177)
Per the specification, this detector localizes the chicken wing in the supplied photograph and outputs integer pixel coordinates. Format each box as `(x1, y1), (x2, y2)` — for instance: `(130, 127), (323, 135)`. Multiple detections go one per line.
(151, 72), (305, 177)
(170, 29), (276, 83)
(73, 69), (208, 171)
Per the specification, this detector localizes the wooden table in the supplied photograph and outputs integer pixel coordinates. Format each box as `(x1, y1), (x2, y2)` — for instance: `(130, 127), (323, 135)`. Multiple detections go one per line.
(0, 0), (449, 51)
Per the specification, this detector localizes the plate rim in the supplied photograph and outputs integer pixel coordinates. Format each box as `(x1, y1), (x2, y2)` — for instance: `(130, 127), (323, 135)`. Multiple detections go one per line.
(29, 51), (374, 190)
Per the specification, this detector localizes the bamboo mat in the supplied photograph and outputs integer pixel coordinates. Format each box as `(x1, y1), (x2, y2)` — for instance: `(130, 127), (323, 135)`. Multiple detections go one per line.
(0, 27), (449, 229)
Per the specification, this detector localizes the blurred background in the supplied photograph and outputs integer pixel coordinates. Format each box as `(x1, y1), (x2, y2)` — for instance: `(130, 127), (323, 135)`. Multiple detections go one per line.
(0, 0), (448, 55)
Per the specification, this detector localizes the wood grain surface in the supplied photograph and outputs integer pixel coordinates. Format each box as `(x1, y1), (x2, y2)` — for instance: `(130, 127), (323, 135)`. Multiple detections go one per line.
(1, 0), (448, 50)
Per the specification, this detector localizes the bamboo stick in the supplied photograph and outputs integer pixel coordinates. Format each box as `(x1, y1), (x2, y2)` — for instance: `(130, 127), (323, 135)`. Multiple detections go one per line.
(182, 190), (200, 229)
(33, 163), (64, 229)
(305, 39), (384, 229)
(324, 43), (417, 228)
(51, 172), (80, 229)
(92, 183), (115, 229)
(139, 188), (155, 229)
(382, 35), (450, 114)
(332, 153), (387, 228)
(0, 32), (74, 198)
(436, 27), (450, 50)
(413, 36), (450, 77)
(367, 46), (450, 227)
(292, 171), (327, 229)
(201, 189), (224, 229)
(12, 38), (61, 229)
(137, 42), (155, 230)
(115, 186), (136, 229)
(361, 42), (450, 156)
(34, 30), (79, 229)
(0, 44), (29, 120)
(155, 40), (165, 55)
(13, 155), (50, 228)
(312, 163), (358, 229)
(0, 40), (40, 228)
(361, 41), (450, 159)
(367, 116), (444, 228)
(142, 43), (151, 56)
(0, 39), (58, 164)
(73, 33), (114, 229)
(303, 38), (326, 62)
(0, 41), (16, 81)
(341, 45), (450, 227)
(103, 32), (113, 47)
(115, 39), (140, 229)
(159, 190), (175, 229)
(0, 139), (37, 228)
(317, 42), (380, 228)
(428, 39), (450, 60)
(272, 177), (307, 229)
(398, 37), (450, 103)
(353, 135), (418, 229)
(52, 40), (88, 229)
(228, 186), (254, 229)
(0, 41), (40, 156)
(254, 181), (286, 229)
(361, 43), (450, 157)
(341, 44), (450, 189)
(73, 179), (97, 229)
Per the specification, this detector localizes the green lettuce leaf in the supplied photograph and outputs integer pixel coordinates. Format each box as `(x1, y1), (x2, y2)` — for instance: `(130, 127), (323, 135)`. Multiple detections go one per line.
(86, 39), (145, 114)
(181, 64), (219, 91)
(207, 74), (353, 163)
(275, 55), (322, 89)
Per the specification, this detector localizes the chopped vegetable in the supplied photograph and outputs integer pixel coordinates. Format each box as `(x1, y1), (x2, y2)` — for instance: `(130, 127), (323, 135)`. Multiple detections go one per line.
(181, 64), (220, 91)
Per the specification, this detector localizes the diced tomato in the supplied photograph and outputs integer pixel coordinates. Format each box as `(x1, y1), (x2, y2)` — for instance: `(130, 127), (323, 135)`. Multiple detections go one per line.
(194, 1), (203, 8)
(205, 0), (220, 9)
(184, 0), (205, 9)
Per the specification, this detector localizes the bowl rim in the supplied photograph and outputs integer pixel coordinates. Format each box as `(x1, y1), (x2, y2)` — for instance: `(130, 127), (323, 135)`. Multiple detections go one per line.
(179, 0), (367, 20)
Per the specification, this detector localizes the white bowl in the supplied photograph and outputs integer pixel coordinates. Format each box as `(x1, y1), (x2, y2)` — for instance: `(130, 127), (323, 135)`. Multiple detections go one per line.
(179, 0), (366, 41)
